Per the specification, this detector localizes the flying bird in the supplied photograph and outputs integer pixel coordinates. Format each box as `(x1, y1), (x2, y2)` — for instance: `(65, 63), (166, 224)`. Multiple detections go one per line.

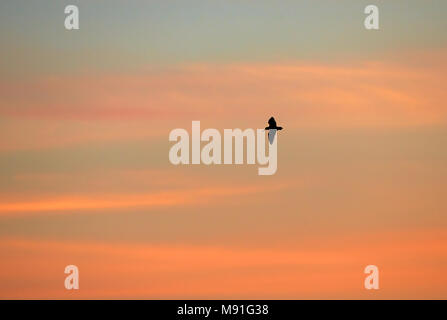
(265, 117), (283, 144)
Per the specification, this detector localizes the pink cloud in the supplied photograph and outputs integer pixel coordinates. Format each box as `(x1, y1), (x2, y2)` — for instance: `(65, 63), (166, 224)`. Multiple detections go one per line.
(1, 51), (446, 152)
(0, 182), (286, 216)
(1, 53), (445, 126)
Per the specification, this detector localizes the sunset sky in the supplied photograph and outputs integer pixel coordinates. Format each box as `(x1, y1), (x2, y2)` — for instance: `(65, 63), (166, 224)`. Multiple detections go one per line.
(0, 0), (446, 299)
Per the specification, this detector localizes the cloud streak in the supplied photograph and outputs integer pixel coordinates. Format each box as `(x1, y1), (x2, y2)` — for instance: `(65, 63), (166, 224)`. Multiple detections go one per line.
(1, 51), (446, 153)
(1, 228), (446, 299)
(0, 183), (284, 216)
(1, 54), (446, 124)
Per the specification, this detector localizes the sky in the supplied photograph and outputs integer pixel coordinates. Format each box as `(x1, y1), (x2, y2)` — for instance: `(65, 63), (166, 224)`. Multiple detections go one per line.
(0, 0), (446, 299)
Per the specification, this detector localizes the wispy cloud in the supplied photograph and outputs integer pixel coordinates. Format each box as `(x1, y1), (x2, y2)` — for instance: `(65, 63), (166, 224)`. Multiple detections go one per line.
(1, 52), (446, 124)
(0, 183), (285, 216)
(1, 53), (445, 154)
(1, 228), (446, 298)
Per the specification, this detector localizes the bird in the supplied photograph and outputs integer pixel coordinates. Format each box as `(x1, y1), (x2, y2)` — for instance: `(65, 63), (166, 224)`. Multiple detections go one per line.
(265, 117), (283, 144)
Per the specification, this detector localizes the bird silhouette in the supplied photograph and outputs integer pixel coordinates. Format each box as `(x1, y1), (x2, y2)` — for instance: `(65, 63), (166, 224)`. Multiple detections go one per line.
(265, 117), (283, 130)
(265, 117), (283, 145)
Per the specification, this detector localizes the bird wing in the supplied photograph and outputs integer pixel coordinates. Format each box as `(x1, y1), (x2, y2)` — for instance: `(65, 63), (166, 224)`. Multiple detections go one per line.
(268, 129), (276, 144)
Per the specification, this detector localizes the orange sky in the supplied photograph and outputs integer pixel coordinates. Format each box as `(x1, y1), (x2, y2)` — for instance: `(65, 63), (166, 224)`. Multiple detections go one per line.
(1, 228), (446, 299)
(1, 53), (446, 298)
(1, 1), (446, 299)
